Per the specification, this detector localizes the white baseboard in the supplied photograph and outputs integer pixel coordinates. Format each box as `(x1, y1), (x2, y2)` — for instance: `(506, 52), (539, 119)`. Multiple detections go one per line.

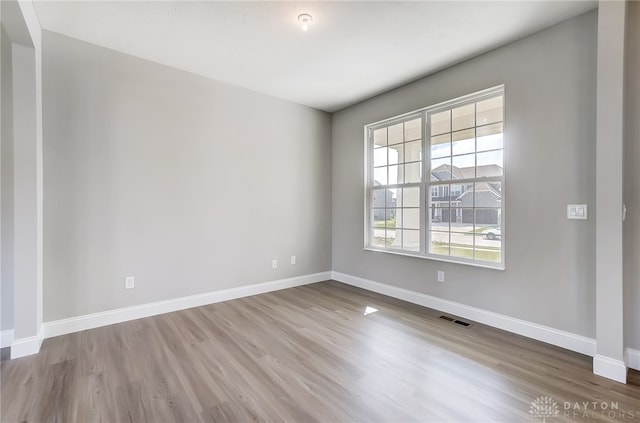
(11, 326), (43, 359)
(625, 348), (640, 371)
(331, 271), (597, 357)
(593, 354), (627, 383)
(1, 329), (15, 348)
(21, 269), (640, 380)
(44, 271), (331, 339)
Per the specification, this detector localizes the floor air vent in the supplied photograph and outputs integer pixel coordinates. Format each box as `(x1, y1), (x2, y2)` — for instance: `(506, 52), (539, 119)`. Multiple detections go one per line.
(440, 315), (471, 327)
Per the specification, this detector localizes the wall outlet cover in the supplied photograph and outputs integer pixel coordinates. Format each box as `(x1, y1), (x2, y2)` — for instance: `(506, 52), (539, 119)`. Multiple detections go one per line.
(125, 276), (135, 289)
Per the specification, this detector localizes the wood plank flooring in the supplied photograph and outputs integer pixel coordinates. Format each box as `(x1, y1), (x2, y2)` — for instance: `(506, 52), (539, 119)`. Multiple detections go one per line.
(2, 280), (639, 422)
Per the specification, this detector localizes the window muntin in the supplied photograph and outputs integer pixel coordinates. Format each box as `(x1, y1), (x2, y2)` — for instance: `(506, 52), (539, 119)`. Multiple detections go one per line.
(365, 86), (504, 269)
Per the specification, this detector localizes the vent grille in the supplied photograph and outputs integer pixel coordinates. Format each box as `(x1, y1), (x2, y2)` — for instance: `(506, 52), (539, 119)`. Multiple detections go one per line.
(439, 315), (471, 327)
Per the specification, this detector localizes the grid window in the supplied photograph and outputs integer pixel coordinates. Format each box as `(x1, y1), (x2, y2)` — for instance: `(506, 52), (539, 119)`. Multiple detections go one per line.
(365, 86), (504, 269)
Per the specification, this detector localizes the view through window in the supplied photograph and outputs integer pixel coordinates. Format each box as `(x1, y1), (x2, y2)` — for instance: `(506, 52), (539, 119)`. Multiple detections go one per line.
(366, 86), (504, 268)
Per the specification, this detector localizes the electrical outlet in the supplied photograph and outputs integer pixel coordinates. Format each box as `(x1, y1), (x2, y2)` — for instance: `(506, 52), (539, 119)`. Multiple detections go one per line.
(125, 276), (135, 289)
(437, 271), (445, 283)
(272, 259), (278, 269)
(291, 255), (296, 265)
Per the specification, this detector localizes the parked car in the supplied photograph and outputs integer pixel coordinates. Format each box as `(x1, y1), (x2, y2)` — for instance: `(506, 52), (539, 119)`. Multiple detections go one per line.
(482, 227), (501, 240)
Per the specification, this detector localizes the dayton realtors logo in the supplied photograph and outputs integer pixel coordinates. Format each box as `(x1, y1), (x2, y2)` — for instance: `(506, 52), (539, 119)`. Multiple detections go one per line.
(529, 396), (560, 422)
(530, 396), (638, 421)
(563, 400), (637, 420)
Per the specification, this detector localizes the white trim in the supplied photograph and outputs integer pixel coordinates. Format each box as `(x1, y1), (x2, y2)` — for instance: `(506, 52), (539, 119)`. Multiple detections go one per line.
(331, 271), (596, 357)
(363, 247), (505, 271)
(593, 354), (627, 384)
(1, 329), (15, 348)
(10, 326), (43, 359)
(44, 272), (331, 339)
(624, 348), (640, 371)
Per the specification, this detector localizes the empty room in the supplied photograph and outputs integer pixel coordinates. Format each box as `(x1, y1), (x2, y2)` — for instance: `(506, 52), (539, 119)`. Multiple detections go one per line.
(2, 0), (640, 421)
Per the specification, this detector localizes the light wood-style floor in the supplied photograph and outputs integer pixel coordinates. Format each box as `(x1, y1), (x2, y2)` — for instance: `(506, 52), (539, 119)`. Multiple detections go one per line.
(2, 280), (639, 422)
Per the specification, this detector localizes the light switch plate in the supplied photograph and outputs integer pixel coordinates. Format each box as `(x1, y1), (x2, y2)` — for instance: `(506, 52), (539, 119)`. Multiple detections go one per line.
(567, 204), (588, 220)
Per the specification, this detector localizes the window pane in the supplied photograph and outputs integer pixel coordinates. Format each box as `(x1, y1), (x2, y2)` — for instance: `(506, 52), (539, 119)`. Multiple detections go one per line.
(429, 185), (450, 205)
(476, 208), (501, 227)
(477, 122), (503, 152)
(402, 208), (420, 230)
(371, 189), (386, 208)
(371, 209), (386, 248)
(388, 123), (403, 145)
(404, 118), (422, 141)
(475, 226), (501, 262)
(404, 162), (421, 183)
(405, 140), (422, 163)
(452, 103), (475, 131)
(388, 165), (402, 185)
(429, 231), (450, 255)
(450, 232), (474, 259)
(453, 208), (474, 228)
(475, 182), (502, 208)
(395, 188), (403, 210)
(402, 230), (420, 252)
(451, 183), (464, 199)
(429, 208), (450, 231)
(385, 208), (397, 228)
(476, 242), (501, 262)
(372, 207), (386, 223)
(476, 96), (503, 126)
(431, 110), (450, 136)
(387, 223), (400, 248)
(373, 147), (387, 167)
(431, 133), (451, 158)
(374, 166), (387, 185)
(452, 154), (475, 177)
(373, 128), (387, 147)
(387, 188), (399, 209)
(431, 157), (451, 181)
(403, 187), (420, 208)
(477, 150), (503, 174)
(449, 206), (462, 223)
(452, 128), (475, 156)
(389, 144), (403, 165)
(371, 233), (387, 249)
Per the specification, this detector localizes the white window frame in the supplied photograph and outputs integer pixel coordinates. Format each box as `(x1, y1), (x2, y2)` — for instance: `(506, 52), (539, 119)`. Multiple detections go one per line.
(364, 85), (505, 270)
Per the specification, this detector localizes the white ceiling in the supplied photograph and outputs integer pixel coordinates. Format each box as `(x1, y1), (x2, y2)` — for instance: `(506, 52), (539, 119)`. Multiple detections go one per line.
(33, 1), (597, 112)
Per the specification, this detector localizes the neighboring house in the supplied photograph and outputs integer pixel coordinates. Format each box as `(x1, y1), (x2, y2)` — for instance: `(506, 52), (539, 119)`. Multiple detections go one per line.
(372, 180), (397, 220)
(430, 164), (502, 225)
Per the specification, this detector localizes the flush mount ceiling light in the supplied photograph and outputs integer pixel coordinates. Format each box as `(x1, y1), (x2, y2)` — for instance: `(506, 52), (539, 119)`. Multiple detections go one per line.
(297, 13), (313, 31)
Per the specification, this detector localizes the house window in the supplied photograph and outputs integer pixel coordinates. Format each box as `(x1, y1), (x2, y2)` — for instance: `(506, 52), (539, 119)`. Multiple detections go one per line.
(365, 86), (504, 269)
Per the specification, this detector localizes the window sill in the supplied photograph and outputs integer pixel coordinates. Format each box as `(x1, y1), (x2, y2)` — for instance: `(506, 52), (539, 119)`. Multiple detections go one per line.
(363, 247), (505, 271)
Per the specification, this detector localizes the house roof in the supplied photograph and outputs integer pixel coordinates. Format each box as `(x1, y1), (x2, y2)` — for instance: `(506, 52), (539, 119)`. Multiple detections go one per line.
(432, 164), (502, 181)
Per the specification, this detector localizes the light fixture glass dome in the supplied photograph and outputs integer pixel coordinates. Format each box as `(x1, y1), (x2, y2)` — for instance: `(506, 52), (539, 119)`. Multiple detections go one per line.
(297, 13), (313, 31)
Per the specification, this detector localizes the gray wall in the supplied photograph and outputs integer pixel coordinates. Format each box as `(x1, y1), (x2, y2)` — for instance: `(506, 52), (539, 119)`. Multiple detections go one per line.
(624, 1), (640, 351)
(43, 31), (332, 322)
(332, 12), (597, 337)
(1, 26), (14, 332)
